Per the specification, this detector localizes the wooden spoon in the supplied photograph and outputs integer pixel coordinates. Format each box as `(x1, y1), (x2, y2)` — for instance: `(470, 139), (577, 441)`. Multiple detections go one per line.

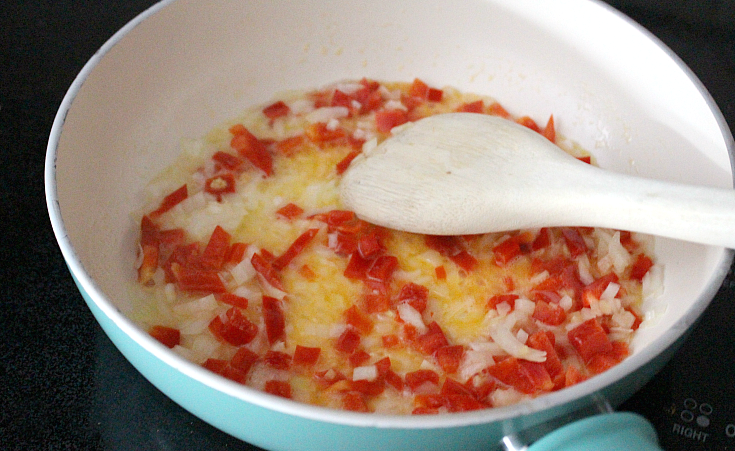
(340, 112), (735, 247)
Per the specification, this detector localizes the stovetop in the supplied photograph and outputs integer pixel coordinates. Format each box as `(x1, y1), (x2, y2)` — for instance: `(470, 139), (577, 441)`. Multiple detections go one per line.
(1, 1), (734, 449)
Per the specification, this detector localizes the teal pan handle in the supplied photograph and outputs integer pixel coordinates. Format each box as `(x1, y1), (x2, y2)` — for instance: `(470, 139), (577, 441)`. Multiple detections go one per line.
(526, 412), (663, 451)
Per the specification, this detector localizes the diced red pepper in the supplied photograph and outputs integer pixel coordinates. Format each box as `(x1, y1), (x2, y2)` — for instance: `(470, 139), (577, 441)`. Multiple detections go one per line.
(224, 242), (248, 266)
(174, 266), (227, 293)
(382, 334), (400, 348)
(262, 296), (285, 344)
(274, 135), (306, 156)
(532, 227), (551, 250)
(315, 368), (346, 387)
(487, 294), (519, 311)
(397, 282), (429, 313)
(298, 264), (316, 280)
(209, 307), (259, 346)
(561, 228), (588, 258)
(357, 231), (384, 259)
(151, 184), (188, 217)
(276, 202), (304, 220)
(218, 293), (249, 309)
(230, 127), (273, 176)
(516, 116), (541, 133)
(203, 358), (248, 384)
(139, 215), (160, 247)
(487, 102), (511, 118)
(228, 123), (248, 135)
(349, 350), (371, 367)
(581, 273), (619, 307)
(212, 151), (244, 171)
(202, 357), (227, 374)
(342, 392), (369, 412)
(204, 173), (237, 201)
(425, 235), (478, 271)
(409, 403), (439, 416)
(532, 273), (565, 291)
(336, 328), (361, 354)
(527, 331), (563, 378)
(427, 88), (443, 102)
(456, 100), (484, 113)
(405, 369), (440, 391)
(251, 251), (284, 291)
(564, 365), (587, 387)
(568, 318), (613, 363)
(306, 122), (348, 144)
(162, 243), (198, 283)
(366, 255), (399, 283)
(450, 251), (479, 272)
(344, 305), (374, 334)
(264, 350), (292, 370)
(293, 345), (321, 366)
(316, 209), (356, 229)
(436, 345), (464, 374)
(348, 378), (386, 396)
(628, 308), (643, 331)
(336, 149), (362, 174)
(362, 285), (392, 314)
(446, 394), (485, 412)
(618, 230), (637, 250)
(149, 325), (180, 348)
(586, 354), (617, 375)
(577, 155), (592, 164)
(344, 252), (372, 280)
(262, 100), (291, 120)
(264, 380), (292, 398)
(198, 225), (231, 270)
(137, 244), (159, 286)
(375, 109), (409, 133)
(435, 266), (447, 280)
(272, 228), (319, 270)
(355, 87), (384, 114)
(385, 370), (404, 391)
(630, 254), (654, 281)
(487, 356), (551, 394)
(521, 361), (554, 392)
(532, 301), (567, 326)
(409, 78), (430, 99)
(441, 378), (475, 398)
(504, 275), (516, 292)
(493, 237), (522, 265)
(415, 321), (450, 355)
(230, 347), (259, 374)
(542, 115), (556, 143)
(331, 89), (353, 109)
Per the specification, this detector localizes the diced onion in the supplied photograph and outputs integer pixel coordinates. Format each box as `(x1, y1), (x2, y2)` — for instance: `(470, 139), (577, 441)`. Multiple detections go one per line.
(458, 349), (496, 381)
(306, 106), (349, 123)
(514, 297), (536, 316)
(612, 310), (636, 329)
(490, 389), (524, 407)
(396, 303), (427, 334)
(487, 314), (546, 363)
(173, 294), (218, 316)
(384, 99), (407, 111)
(230, 258), (257, 286)
(600, 282), (620, 301)
(559, 294), (573, 311)
(353, 365), (378, 381)
(642, 264), (664, 300)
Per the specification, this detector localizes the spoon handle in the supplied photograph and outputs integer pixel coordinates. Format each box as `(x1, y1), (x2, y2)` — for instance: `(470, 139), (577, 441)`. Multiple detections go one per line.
(556, 167), (735, 248)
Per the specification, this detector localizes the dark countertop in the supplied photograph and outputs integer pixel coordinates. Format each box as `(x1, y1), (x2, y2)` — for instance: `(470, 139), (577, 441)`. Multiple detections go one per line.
(1, 1), (734, 450)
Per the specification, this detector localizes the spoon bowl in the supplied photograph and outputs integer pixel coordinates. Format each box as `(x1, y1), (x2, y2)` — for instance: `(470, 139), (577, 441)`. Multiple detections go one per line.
(341, 113), (735, 247)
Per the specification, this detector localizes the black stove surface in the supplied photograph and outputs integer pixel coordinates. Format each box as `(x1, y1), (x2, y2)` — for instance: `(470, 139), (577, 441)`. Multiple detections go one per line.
(2, 1), (734, 449)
